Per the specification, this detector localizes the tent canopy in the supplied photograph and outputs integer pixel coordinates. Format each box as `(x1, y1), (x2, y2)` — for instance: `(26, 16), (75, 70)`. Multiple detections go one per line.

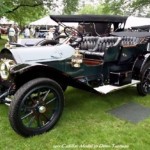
(125, 16), (150, 29)
(30, 16), (57, 26)
(29, 16), (78, 27)
(0, 17), (14, 25)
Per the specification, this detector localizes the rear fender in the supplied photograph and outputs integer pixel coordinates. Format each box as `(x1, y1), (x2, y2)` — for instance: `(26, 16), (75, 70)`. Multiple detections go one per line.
(132, 53), (150, 80)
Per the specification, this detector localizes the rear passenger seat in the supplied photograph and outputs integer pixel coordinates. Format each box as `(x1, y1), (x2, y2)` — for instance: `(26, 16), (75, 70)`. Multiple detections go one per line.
(121, 37), (140, 46)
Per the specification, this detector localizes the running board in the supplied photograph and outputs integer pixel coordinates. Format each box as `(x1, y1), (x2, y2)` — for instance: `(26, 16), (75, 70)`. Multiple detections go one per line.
(94, 80), (140, 94)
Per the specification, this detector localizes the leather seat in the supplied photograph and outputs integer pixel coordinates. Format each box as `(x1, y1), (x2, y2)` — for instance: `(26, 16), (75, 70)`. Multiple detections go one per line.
(79, 36), (121, 59)
(97, 37), (119, 52)
(79, 36), (120, 52)
(79, 36), (100, 50)
(121, 37), (140, 46)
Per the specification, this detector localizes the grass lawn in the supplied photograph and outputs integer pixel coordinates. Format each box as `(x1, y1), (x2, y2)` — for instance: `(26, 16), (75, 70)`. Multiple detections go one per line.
(0, 37), (7, 50)
(0, 38), (150, 150)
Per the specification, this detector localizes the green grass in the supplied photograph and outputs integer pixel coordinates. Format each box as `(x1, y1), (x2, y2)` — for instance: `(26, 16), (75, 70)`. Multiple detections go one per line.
(0, 37), (7, 50)
(0, 38), (150, 150)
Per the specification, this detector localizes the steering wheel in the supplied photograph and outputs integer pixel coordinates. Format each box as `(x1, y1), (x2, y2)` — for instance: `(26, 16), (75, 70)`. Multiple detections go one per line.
(64, 26), (83, 46)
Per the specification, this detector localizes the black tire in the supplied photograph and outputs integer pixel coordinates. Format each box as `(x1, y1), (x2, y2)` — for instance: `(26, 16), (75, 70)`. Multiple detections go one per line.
(9, 78), (64, 137)
(137, 62), (150, 96)
(0, 51), (14, 60)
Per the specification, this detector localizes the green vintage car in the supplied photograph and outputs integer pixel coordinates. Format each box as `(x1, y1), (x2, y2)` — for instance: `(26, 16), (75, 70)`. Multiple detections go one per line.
(0, 15), (150, 137)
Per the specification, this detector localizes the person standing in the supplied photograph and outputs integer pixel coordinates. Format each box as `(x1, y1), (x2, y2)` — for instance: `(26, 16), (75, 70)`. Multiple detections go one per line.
(24, 26), (30, 38)
(53, 26), (60, 38)
(8, 24), (16, 43)
(30, 26), (35, 38)
(35, 26), (39, 38)
(14, 24), (20, 43)
(46, 27), (54, 39)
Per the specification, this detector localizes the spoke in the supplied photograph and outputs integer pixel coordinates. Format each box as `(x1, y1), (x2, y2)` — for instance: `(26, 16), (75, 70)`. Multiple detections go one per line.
(42, 90), (50, 101)
(46, 97), (56, 105)
(41, 114), (49, 122)
(37, 89), (40, 100)
(27, 116), (35, 127)
(21, 111), (33, 120)
(37, 115), (41, 127)
(26, 105), (36, 110)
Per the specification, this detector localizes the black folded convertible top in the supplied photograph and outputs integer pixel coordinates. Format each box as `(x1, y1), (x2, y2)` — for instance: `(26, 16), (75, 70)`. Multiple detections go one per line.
(50, 15), (127, 23)
(111, 31), (150, 38)
(132, 25), (150, 29)
(131, 25), (150, 32)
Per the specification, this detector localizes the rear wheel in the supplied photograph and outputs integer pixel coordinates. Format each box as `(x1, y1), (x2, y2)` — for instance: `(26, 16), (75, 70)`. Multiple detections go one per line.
(137, 62), (150, 96)
(9, 78), (64, 137)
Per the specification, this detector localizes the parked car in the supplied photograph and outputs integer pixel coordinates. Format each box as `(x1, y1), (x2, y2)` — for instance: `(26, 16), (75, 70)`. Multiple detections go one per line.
(0, 15), (150, 137)
(131, 25), (150, 32)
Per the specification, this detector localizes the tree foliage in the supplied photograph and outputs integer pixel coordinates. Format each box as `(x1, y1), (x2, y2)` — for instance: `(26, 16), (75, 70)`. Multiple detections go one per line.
(0, 0), (80, 26)
(1, 0), (150, 27)
(0, 0), (53, 26)
(131, 0), (150, 10)
(63, 0), (79, 14)
(79, 0), (150, 16)
(79, 0), (124, 15)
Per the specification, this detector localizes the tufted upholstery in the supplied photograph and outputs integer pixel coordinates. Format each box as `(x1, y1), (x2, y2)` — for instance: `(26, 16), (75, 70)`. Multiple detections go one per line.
(79, 37), (100, 50)
(121, 37), (140, 46)
(97, 37), (120, 52)
(79, 36), (121, 56)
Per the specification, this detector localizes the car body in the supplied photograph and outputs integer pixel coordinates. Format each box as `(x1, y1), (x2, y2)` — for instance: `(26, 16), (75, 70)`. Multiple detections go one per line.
(0, 14), (150, 137)
(131, 25), (150, 32)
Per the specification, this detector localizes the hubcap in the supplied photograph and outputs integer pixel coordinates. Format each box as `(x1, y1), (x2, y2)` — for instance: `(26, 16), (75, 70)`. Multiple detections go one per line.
(38, 106), (46, 113)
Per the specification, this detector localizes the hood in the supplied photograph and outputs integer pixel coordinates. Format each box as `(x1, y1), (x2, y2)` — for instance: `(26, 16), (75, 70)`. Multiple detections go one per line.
(8, 44), (75, 64)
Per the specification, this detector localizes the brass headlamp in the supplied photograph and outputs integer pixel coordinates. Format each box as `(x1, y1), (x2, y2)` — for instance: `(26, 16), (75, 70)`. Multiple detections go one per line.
(0, 59), (15, 80)
(71, 48), (83, 68)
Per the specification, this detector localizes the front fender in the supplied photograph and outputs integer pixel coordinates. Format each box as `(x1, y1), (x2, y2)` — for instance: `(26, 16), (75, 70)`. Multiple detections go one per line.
(11, 64), (98, 94)
(132, 52), (150, 80)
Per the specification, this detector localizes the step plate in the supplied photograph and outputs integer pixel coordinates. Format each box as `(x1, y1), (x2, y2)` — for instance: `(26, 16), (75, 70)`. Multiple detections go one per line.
(94, 80), (140, 94)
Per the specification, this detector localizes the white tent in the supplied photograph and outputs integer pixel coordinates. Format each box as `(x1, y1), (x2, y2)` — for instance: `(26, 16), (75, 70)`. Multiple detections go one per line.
(0, 17), (14, 24)
(125, 16), (150, 29)
(30, 16), (78, 27)
(30, 16), (57, 26)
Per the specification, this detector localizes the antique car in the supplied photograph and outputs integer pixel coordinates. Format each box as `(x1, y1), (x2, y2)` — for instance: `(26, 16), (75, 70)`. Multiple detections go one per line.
(7, 14), (127, 48)
(0, 15), (150, 137)
(131, 25), (150, 32)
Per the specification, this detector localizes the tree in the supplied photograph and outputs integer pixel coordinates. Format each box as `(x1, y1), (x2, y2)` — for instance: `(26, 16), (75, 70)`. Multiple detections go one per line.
(0, 0), (80, 27)
(0, 0), (48, 15)
(0, 0), (53, 27)
(78, 1), (124, 15)
(63, 0), (79, 14)
(79, 4), (102, 14)
(131, 0), (150, 10)
(78, 0), (150, 17)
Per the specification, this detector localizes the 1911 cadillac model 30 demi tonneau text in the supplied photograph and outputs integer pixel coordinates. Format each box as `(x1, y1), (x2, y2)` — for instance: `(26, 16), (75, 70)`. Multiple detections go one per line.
(0, 15), (150, 137)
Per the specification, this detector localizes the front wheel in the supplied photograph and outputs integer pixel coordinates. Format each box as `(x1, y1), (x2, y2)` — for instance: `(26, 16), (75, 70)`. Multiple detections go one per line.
(137, 62), (150, 96)
(9, 78), (64, 137)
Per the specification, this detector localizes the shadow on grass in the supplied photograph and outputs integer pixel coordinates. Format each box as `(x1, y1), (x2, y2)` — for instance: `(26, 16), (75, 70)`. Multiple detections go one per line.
(64, 86), (141, 112)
